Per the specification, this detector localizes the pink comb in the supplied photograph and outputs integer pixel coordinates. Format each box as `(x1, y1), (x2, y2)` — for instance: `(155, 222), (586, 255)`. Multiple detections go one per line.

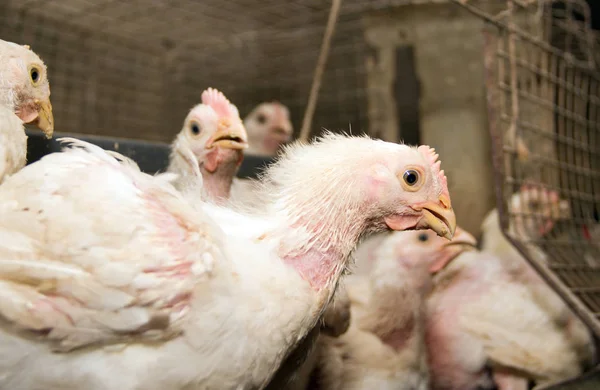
(201, 88), (236, 119)
(418, 145), (448, 195)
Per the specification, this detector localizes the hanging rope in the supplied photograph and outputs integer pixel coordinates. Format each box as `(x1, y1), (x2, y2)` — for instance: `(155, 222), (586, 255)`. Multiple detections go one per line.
(298, 0), (343, 143)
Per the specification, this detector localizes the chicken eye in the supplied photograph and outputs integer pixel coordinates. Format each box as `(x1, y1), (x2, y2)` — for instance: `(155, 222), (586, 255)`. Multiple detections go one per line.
(190, 122), (201, 135)
(418, 233), (429, 242)
(403, 170), (420, 186)
(257, 114), (267, 124)
(30, 67), (40, 84)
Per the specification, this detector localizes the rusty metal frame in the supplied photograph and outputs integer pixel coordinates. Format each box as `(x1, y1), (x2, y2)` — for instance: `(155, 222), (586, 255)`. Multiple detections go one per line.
(473, 0), (600, 338)
(483, 28), (600, 336)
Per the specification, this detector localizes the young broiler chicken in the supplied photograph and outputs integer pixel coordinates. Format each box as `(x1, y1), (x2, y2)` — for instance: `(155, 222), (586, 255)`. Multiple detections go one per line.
(480, 184), (595, 374)
(0, 132), (455, 389)
(166, 89), (352, 389)
(227, 101), (295, 209)
(0, 39), (54, 183)
(166, 87), (248, 204)
(243, 101), (293, 157)
(311, 227), (477, 390)
(427, 186), (594, 390)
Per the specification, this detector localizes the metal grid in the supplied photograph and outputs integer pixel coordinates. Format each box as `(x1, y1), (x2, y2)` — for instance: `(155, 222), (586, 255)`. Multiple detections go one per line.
(454, 0), (600, 335)
(0, 0), (449, 144)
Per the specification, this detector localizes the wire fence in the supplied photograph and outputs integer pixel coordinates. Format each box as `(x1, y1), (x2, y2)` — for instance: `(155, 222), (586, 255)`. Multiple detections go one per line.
(1, 0), (415, 143)
(454, 0), (600, 335)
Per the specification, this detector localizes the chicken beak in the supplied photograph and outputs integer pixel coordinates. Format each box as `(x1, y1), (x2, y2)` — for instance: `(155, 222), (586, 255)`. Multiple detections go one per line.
(447, 226), (477, 247)
(429, 227), (477, 274)
(31, 98), (54, 138)
(206, 119), (248, 150)
(415, 195), (456, 240)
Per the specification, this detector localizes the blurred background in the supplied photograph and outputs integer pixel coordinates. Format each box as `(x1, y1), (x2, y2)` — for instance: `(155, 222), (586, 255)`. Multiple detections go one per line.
(0, 0), (599, 237)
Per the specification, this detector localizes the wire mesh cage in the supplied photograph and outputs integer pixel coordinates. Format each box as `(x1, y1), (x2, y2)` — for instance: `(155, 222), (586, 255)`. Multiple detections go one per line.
(0, 0), (411, 144)
(2, 0), (514, 235)
(452, 0), (600, 337)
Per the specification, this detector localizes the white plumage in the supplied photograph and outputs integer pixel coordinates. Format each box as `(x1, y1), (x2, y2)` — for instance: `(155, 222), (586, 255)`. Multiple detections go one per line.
(0, 39), (54, 184)
(0, 132), (455, 389)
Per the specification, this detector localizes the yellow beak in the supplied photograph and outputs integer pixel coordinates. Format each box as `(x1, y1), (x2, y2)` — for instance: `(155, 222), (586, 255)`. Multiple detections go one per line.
(206, 119), (248, 150)
(429, 227), (476, 274)
(415, 195), (457, 240)
(33, 99), (54, 138)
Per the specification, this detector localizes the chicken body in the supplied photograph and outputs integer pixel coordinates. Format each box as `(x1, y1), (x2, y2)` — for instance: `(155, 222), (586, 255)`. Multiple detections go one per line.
(0, 133), (455, 389)
(480, 186), (595, 379)
(428, 187), (594, 389)
(310, 228), (476, 390)
(167, 92), (350, 389)
(428, 249), (588, 389)
(0, 39), (54, 183)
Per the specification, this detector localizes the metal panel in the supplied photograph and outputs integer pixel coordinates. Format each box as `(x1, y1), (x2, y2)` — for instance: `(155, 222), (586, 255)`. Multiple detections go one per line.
(25, 130), (274, 179)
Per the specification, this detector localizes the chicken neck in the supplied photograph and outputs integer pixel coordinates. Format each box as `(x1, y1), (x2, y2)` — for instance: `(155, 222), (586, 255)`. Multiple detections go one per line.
(201, 163), (237, 204)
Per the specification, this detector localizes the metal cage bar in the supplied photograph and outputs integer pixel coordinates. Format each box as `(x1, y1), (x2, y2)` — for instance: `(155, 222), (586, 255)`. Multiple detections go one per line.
(455, 0), (600, 336)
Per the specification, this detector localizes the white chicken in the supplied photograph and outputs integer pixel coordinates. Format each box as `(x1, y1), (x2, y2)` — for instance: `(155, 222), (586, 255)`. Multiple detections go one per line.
(243, 101), (293, 157)
(427, 187), (594, 390)
(227, 101), (295, 209)
(166, 87), (248, 203)
(311, 227), (477, 390)
(0, 39), (54, 183)
(0, 132), (455, 389)
(166, 89), (350, 389)
(480, 184), (595, 374)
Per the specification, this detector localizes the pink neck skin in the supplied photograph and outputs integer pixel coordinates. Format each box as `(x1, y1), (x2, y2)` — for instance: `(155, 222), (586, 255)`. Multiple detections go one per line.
(278, 217), (369, 292)
(201, 148), (241, 203)
(282, 247), (344, 292)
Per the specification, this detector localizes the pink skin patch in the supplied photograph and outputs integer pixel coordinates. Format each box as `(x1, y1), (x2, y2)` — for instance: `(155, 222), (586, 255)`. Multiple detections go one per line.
(15, 101), (40, 123)
(204, 147), (243, 173)
(283, 248), (339, 291)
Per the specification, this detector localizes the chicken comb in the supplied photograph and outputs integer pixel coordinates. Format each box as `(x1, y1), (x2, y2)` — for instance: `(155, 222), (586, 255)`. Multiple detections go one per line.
(418, 145), (447, 191)
(201, 88), (236, 119)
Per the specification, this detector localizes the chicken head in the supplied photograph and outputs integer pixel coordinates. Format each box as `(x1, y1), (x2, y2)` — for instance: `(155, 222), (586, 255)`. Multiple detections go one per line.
(510, 183), (571, 239)
(0, 39), (53, 137)
(370, 144), (456, 240)
(168, 87), (248, 202)
(369, 227), (477, 300)
(244, 101), (293, 157)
